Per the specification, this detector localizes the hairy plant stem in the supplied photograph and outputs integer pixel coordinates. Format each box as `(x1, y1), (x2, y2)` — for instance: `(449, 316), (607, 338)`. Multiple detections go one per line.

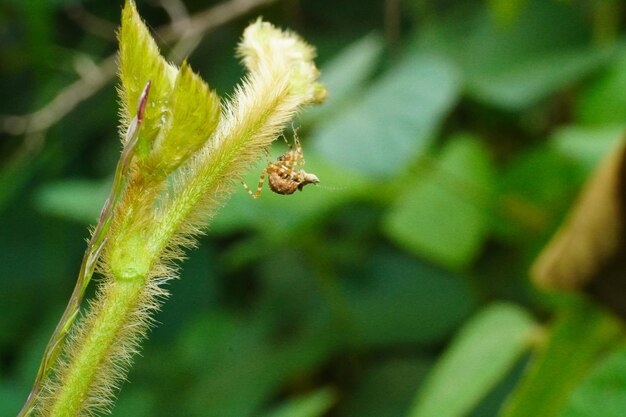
(41, 73), (300, 417)
(17, 83), (152, 417)
(48, 277), (146, 417)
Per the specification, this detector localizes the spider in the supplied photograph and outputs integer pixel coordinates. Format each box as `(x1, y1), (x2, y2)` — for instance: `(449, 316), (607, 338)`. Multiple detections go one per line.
(242, 135), (320, 199)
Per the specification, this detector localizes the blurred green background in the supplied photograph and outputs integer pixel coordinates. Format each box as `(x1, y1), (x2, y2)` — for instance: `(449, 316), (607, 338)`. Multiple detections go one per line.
(2, 0), (626, 416)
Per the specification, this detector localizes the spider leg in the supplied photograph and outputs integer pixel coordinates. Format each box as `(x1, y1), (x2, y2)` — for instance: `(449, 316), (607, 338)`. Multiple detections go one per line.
(275, 163), (297, 179)
(291, 169), (305, 183)
(279, 138), (302, 171)
(293, 138), (305, 166)
(242, 168), (268, 199)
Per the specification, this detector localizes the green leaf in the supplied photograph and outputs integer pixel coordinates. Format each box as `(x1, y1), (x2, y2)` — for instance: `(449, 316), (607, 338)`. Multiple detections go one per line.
(34, 179), (110, 224)
(487, 0), (527, 26)
(174, 312), (337, 417)
(312, 52), (460, 178)
(408, 303), (536, 417)
(337, 358), (430, 417)
(345, 249), (476, 348)
(262, 388), (336, 417)
(147, 61), (220, 176)
(110, 388), (155, 417)
(302, 33), (384, 125)
(415, 0), (616, 109)
(0, 382), (24, 417)
(551, 125), (625, 170)
(119, 1), (221, 173)
(383, 133), (495, 270)
(500, 301), (623, 417)
(468, 46), (614, 110)
(560, 345), (626, 417)
(118, 0), (177, 148)
(494, 145), (585, 242)
(576, 50), (626, 126)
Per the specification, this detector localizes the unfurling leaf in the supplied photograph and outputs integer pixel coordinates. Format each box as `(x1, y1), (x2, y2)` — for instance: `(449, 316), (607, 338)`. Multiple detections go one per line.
(145, 61), (221, 177)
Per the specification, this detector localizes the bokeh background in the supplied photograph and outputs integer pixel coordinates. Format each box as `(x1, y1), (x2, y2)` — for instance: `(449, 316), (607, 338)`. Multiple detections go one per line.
(2, 0), (626, 416)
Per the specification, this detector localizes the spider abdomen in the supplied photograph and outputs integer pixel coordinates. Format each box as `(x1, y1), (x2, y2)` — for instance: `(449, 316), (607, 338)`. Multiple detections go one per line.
(268, 171), (300, 195)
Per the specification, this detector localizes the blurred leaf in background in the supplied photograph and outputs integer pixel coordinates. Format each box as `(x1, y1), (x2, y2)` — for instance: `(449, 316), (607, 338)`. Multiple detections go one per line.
(312, 51), (460, 178)
(409, 303), (536, 417)
(384, 133), (495, 270)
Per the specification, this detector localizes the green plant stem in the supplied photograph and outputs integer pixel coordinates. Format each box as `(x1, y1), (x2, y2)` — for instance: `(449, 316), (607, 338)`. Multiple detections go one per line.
(47, 276), (146, 417)
(17, 91), (148, 417)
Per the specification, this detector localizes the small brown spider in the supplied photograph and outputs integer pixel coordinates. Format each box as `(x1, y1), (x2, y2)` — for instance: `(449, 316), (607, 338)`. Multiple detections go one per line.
(242, 136), (320, 199)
